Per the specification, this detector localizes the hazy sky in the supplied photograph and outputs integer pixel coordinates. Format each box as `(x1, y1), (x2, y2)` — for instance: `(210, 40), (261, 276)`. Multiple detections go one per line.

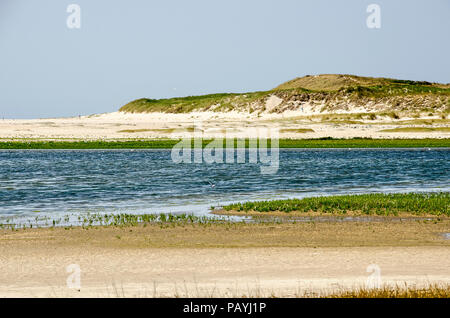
(0, 0), (449, 118)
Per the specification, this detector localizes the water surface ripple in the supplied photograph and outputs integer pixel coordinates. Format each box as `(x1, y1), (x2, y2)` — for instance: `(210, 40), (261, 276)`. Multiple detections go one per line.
(0, 149), (448, 220)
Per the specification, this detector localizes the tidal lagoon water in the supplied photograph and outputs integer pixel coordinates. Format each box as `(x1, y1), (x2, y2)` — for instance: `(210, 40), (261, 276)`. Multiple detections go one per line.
(0, 149), (448, 223)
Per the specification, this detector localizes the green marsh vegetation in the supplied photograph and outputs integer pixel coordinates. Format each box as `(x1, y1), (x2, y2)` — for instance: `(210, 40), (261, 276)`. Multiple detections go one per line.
(1, 138), (449, 149)
(223, 192), (450, 216)
(76, 212), (228, 228)
(0, 212), (235, 231)
(3, 211), (449, 248)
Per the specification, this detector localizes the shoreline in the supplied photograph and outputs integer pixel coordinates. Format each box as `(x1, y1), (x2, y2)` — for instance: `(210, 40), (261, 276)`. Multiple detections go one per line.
(1, 192), (449, 231)
(1, 220), (449, 297)
(212, 209), (450, 219)
(1, 192), (449, 297)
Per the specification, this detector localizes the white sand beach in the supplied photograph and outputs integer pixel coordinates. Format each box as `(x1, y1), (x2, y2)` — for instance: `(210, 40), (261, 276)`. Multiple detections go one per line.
(0, 111), (448, 140)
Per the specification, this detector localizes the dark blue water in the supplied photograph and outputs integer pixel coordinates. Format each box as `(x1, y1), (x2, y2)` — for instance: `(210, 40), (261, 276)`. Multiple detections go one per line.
(0, 149), (448, 222)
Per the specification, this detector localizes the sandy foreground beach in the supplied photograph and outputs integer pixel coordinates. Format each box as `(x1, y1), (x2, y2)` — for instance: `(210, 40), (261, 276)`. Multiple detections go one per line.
(1, 245), (449, 298)
(1, 221), (449, 298)
(1, 111), (449, 140)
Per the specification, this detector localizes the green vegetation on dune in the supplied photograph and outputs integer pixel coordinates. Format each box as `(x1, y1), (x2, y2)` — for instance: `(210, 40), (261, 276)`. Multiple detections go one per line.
(0, 138), (449, 149)
(275, 74), (450, 91)
(223, 192), (450, 216)
(120, 91), (269, 113)
(119, 74), (450, 114)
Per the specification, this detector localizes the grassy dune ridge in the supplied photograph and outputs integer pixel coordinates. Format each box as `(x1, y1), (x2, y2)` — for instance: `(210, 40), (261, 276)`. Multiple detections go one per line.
(222, 192), (450, 216)
(274, 74), (450, 91)
(120, 74), (450, 114)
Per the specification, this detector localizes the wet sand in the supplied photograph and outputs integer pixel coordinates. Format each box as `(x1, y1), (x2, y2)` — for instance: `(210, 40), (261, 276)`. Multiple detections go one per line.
(1, 221), (449, 297)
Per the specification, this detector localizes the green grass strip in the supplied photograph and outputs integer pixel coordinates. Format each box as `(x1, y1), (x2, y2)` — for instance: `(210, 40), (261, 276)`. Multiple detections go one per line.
(0, 138), (449, 149)
(223, 192), (450, 216)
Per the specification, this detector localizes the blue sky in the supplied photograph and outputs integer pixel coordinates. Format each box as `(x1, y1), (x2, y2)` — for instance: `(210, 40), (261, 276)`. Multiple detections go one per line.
(0, 0), (449, 118)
